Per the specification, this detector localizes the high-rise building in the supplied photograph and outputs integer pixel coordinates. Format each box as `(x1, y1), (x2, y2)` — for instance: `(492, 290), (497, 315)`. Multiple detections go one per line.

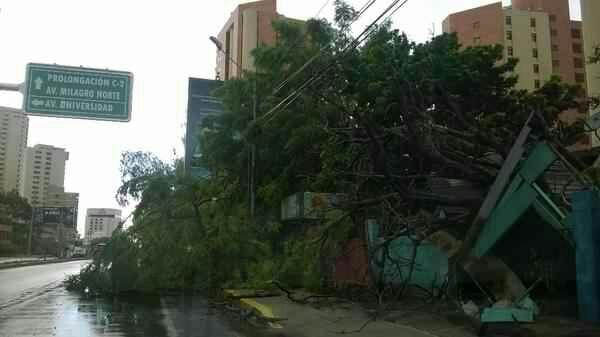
(442, 0), (588, 126)
(0, 107), (28, 195)
(216, 0), (278, 79)
(581, 0), (600, 146)
(84, 208), (122, 242)
(22, 144), (69, 206)
(214, 0), (302, 80)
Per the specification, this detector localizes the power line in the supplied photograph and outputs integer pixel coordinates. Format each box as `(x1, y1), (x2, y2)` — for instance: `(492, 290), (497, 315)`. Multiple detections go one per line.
(271, 0), (379, 96)
(260, 0), (410, 124)
(315, 0), (332, 18)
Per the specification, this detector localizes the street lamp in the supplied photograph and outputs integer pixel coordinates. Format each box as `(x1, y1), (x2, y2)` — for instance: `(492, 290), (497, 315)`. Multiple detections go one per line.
(209, 36), (257, 218)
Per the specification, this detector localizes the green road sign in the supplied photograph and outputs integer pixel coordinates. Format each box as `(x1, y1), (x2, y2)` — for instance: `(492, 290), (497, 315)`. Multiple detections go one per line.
(23, 63), (133, 122)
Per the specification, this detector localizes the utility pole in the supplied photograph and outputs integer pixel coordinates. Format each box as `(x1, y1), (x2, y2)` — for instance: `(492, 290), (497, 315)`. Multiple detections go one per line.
(210, 36), (257, 218)
(250, 82), (257, 218)
(28, 208), (34, 255)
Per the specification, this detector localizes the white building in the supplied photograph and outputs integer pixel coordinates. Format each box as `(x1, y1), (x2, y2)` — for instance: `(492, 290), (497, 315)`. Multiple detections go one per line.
(85, 208), (122, 242)
(22, 144), (69, 206)
(0, 107), (28, 195)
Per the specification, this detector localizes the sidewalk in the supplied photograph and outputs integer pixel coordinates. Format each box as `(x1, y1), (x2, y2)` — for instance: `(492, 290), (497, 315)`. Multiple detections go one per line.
(225, 290), (476, 337)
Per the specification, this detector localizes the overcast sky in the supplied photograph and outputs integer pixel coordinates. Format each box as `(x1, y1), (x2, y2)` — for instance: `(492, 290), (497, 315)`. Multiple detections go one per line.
(0, 0), (581, 235)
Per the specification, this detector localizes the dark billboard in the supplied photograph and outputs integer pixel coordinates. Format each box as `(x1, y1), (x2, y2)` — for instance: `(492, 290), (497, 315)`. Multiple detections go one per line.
(33, 207), (77, 227)
(185, 78), (223, 177)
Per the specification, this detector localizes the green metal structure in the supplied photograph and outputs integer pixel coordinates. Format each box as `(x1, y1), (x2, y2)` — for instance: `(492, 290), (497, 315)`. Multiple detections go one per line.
(472, 142), (576, 258)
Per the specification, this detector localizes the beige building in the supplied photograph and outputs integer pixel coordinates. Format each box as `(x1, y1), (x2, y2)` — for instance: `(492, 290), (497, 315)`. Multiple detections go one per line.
(0, 107), (28, 195)
(84, 208), (121, 242)
(22, 144), (69, 206)
(443, 0), (589, 146)
(581, 0), (600, 146)
(215, 0), (301, 80)
(504, 7), (554, 91)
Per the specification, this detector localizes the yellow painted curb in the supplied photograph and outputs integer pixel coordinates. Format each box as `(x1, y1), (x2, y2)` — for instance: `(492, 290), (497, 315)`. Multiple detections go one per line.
(224, 289), (283, 329)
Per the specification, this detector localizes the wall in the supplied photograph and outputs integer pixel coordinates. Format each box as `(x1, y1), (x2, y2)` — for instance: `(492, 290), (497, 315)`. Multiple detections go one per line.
(442, 2), (504, 48)
(367, 221), (449, 289)
(215, 0), (278, 79)
(512, 0), (577, 84)
(504, 8), (553, 91)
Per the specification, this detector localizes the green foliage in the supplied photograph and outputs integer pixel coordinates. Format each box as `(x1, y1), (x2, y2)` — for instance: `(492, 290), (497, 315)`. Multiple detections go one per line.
(0, 191), (32, 255)
(80, 1), (588, 295)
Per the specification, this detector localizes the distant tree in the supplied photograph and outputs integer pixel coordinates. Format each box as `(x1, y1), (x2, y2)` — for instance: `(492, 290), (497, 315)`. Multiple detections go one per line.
(0, 191), (32, 254)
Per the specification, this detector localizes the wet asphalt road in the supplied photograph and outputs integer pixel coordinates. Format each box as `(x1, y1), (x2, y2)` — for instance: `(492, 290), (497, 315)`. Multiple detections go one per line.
(0, 262), (261, 337)
(0, 260), (87, 310)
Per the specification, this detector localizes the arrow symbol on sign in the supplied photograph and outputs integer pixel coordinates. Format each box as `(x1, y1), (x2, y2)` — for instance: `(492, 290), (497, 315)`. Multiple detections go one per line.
(32, 99), (44, 106)
(34, 77), (43, 90)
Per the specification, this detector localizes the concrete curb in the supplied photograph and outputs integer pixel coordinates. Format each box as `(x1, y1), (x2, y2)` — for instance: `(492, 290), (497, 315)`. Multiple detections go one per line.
(224, 289), (284, 329)
(0, 258), (87, 270)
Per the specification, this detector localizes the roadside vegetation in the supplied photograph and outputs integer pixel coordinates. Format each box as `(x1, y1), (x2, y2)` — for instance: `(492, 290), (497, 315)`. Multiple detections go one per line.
(0, 191), (32, 255)
(68, 0), (597, 302)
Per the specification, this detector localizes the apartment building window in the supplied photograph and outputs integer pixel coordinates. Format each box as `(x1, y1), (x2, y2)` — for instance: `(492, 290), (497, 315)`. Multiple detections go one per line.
(571, 29), (581, 39)
(575, 73), (585, 83)
(533, 64), (540, 74)
(552, 44), (559, 52)
(549, 14), (556, 22)
(574, 58), (584, 68)
(531, 33), (537, 42)
(532, 48), (538, 58)
(530, 18), (536, 28)
(473, 21), (480, 30)
(507, 46), (514, 57)
(506, 30), (513, 41)
(551, 29), (558, 36)
(505, 16), (512, 25)
(534, 80), (541, 89)
(573, 43), (582, 54)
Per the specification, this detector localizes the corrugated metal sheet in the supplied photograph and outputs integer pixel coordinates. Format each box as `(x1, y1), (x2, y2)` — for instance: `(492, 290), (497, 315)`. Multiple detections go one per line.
(543, 160), (587, 201)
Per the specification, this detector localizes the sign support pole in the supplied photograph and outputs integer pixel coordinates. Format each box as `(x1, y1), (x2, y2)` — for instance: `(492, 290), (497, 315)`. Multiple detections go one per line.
(0, 82), (22, 92)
